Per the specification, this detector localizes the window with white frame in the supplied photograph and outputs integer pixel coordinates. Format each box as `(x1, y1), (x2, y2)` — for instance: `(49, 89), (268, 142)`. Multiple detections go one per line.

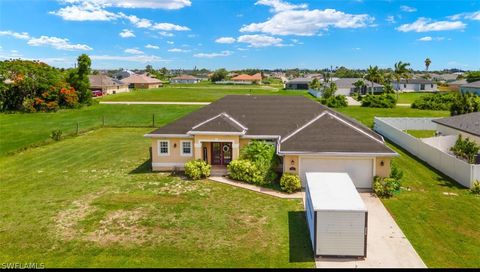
(158, 140), (169, 156)
(181, 141), (192, 156)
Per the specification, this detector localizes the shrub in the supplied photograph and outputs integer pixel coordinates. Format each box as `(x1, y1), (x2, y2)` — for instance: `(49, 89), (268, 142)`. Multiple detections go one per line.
(59, 87), (79, 108)
(51, 130), (62, 141)
(228, 159), (263, 184)
(320, 95), (347, 108)
(361, 94), (396, 108)
(450, 134), (480, 164)
(471, 181), (480, 195)
(239, 140), (279, 184)
(21, 98), (36, 113)
(373, 176), (401, 198)
(390, 162), (404, 181)
(450, 93), (480, 116)
(279, 173), (301, 193)
(411, 92), (456, 111)
(184, 159), (211, 180)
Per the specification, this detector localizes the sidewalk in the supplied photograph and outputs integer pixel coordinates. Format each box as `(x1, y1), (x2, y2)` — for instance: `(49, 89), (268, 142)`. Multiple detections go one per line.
(99, 101), (211, 105)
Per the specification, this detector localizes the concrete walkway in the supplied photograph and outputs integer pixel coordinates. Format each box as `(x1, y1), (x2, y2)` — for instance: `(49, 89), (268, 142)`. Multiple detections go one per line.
(346, 96), (361, 106)
(316, 192), (426, 268)
(99, 101), (211, 105)
(397, 103), (411, 107)
(209, 176), (303, 199)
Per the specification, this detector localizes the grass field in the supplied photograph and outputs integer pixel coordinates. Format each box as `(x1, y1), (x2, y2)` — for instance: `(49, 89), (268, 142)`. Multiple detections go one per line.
(0, 104), (201, 156)
(405, 130), (436, 138)
(0, 128), (314, 268)
(99, 87), (309, 102)
(396, 92), (431, 104)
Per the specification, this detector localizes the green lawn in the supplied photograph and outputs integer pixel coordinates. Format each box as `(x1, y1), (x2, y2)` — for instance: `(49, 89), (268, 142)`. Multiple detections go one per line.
(0, 104), (201, 156)
(99, 87), (308, 102)
(396, 92), (432, 104)
(0, 128), (314, 268)
(405, 130), (436, 138)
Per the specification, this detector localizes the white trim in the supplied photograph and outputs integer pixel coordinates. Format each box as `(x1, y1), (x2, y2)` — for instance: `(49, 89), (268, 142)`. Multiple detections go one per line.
(281, 112), (328, 143)
(152, 162), (184, 167)
(145, 134), (192, 138)
(180, 140), (193, 157)
(187, 131), (246, 136)
(278, 151), (398, 157)
(157, 140), (170, 156)
(242, 135), (281, 139)
(191, 112), (248, 131)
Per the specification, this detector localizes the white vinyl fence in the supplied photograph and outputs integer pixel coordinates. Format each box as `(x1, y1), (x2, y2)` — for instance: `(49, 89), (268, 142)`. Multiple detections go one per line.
(374, 117), (480, 188)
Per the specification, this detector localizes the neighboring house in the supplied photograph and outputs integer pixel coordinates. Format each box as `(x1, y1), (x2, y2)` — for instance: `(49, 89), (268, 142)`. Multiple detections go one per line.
(145, 95), (397, 188)
(170, 74), (201, 84)
(448, 79), (468, 91)
(88, 75), (129, 95)
(393, 79), (437, 92)
(460, 80), (480, 95)
(231, 73), (262, 84)
(333, 78), (384, 96)
(121, 74), (162, 89)
(433, 112), (480, 144)
(285, 78), (313, 90)
(113, 69), (135, 80)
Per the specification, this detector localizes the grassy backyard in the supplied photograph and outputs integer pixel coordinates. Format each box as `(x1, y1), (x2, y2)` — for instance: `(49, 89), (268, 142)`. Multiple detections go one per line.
(405, 130), (436, 138)
(0, 128), (314, 268)
(396, 92), (431, 104)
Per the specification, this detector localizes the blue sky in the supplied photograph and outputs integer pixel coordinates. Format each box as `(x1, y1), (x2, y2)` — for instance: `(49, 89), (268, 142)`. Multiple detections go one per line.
(0, 0), (479, 70)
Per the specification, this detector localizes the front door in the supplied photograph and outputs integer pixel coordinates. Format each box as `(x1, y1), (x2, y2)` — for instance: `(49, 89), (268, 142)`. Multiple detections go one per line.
(211, 142), (232, 165)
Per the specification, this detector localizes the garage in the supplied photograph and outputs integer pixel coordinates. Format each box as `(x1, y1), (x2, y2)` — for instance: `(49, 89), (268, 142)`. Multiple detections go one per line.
(305, 172), (368, 257)
(299, 157), (374, 188)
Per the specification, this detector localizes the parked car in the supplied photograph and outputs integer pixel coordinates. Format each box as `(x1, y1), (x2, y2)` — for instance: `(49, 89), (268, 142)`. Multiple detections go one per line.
(91, 90), (103, 97)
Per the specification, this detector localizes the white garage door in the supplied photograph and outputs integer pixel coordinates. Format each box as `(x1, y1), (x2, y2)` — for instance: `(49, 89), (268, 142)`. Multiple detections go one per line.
(299, 157), (374, 188)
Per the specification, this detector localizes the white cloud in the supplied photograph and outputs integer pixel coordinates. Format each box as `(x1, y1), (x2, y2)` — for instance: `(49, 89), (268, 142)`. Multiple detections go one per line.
(400, 5), (417, 13)
(49, 1), (118, 21)
(124, 48), (144, 54)
(215, 37), (236, 44)
(167, 41), (174, 44)
(193, 51), (232, 58)
(237, 34), (283, 47)
(0, 30), (30, 40)
(449, 11), (480, 21)
(158, 32), (174, 37)
(27, 36), (92, 51)
(152, 23), (190, 31)
(240, 8), (374, 36)
(255, 0), (307, 13)
(60, 0), (191, 10)
(397, 17), (466, 32)
(90, 54), (168, 63)
(145, 44), (159, 49)
(119, 29), (135, 38)
(168, 48), (190, 53)
(386, 15), (396, 24)
(417, 36), (445, 42)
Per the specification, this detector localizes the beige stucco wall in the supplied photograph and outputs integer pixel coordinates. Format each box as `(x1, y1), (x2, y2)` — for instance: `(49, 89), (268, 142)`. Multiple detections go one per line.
(437, 124), (480, 144)
(375, 157), (391, 178)
(193, 135), (240, 161)
(283, 155), (299, 174)
(103, 86), (129, 95)
(151, 138), (194, 171)
(134, 83), (161, 89)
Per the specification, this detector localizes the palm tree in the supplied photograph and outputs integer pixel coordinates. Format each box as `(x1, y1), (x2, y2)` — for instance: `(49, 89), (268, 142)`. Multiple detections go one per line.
(353, 79), (366, 95)
(365, 65), (381, 95)
(425, 58), (431, 71)
(393, 61), (411, 99)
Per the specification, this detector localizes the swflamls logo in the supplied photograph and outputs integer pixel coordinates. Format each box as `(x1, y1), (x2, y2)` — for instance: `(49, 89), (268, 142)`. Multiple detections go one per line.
(1, 263), (45, 269)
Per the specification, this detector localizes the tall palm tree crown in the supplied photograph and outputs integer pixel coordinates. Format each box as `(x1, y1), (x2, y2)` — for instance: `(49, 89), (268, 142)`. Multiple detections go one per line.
(425, 58), (431, 71)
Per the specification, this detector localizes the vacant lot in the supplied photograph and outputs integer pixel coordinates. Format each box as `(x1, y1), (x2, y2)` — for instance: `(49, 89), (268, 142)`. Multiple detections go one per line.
(0, 104), (200, 156)
(0, 128), (314, 268)
(99, 87), (309, 102)
(397, 92), (431, 104)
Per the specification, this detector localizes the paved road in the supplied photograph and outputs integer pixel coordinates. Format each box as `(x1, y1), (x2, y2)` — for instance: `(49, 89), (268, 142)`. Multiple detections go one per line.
(100, 101), (211, 105)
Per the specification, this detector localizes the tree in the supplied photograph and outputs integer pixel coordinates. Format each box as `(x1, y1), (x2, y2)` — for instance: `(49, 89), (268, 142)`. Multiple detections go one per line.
(466, 71), (480, 83)
(365, 65), (381, 95)
(450, 93), (480, 116)
(322, 82), (337, 99)
(145, 64), (154, 73)
(67, 54), (91, 104)
(210, 68), (228, 82)
(309, 78), (321, 90)
(425, 58), (431, 71)
(393, 61), (411, 99)
(353, 79), (366, 94)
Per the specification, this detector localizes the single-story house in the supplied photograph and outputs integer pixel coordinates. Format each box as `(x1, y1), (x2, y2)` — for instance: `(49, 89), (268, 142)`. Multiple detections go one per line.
(448, 79), (468, 91)
(88, 74), (129, 95)
(285, 78), (313, 90)
(333, 78), (384, 96)
(231, 73), (262, 84)
(433, 112), (480, 144)
(393, 79), (437, 92)
(145, 95), (397, 188)
(121, 74), (162, 89)
(460, 80), (480, 95)
(113, 69), (135, 80)
(170, 74), (201, 84)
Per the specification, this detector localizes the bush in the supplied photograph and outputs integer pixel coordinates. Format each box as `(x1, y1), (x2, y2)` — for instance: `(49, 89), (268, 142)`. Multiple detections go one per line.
(279, 173), (301, 193)
(471, 181), (480, 195)
(228, 159), (264, 184)
(450, 93), (480, 116)
(184, 159), (211, 180)
(390, 162), (404, 181)
(320, 95), (347, 108)
(411, 92), (456, 111)
(361, 94), (396, 108)
(373, 176), (401, 198)
(239, 140), (279, 184)
(51, 130), (62, 141)
(450, 134), (480, 164)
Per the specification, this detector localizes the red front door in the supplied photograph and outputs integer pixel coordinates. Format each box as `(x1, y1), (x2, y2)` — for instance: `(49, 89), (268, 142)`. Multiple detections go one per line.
(211, 142), (232, 165)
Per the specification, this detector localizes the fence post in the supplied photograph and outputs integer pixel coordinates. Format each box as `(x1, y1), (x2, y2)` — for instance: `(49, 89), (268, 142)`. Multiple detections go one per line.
(76, 122), (79, 135)
(152, 113), (155, 127)
(102, 115), (105, 127)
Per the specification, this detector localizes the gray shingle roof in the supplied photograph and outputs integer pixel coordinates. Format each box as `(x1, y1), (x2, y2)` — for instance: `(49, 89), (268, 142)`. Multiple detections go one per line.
(333, 78), (382, 88)
(88, 75), (127, 88)
(149, 95), (395, 154)
(433, 112), (480, 136)
(461, 80), (480, 88)
(190, 113), (245, 133)
(286, 78), (313, 84)
(395, 79), (435, 84)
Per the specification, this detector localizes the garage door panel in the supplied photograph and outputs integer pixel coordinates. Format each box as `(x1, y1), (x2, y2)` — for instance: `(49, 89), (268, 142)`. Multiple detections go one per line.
(300, 157), (373, 188)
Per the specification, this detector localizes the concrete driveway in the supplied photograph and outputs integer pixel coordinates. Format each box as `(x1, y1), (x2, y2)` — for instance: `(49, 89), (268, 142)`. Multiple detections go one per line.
(315, 193), (426, 268)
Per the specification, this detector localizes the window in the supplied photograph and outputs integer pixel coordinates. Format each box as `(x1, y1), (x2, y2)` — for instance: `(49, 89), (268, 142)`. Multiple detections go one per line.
(403, 84), (407, 88)
(431, 84), (434, 88)
(181, 141), (192, 156)
(158, 140), (169, 156)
